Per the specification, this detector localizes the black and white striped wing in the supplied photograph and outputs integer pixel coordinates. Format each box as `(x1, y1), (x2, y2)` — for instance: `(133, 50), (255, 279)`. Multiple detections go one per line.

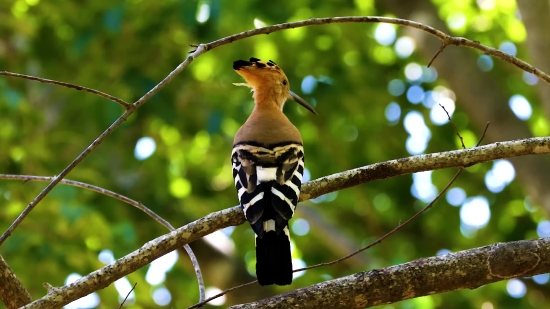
(232, 143), (304, 236)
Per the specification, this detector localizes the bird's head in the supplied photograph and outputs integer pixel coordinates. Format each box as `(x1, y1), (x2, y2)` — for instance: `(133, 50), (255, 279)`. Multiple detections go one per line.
(233, 57), (317, 115)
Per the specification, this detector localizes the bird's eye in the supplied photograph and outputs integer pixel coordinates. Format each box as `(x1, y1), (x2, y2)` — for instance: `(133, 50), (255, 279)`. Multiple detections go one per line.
(282, 80), (287, 86)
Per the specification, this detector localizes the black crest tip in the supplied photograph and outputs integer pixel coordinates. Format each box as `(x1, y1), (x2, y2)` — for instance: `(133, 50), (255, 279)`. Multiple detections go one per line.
(233, 60), (252, 70)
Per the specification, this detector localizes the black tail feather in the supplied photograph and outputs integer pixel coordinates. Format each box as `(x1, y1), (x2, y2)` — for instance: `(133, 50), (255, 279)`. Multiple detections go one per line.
(255, 231), (292, 286)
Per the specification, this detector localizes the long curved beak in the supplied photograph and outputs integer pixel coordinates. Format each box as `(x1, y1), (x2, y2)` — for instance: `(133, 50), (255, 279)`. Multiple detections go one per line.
(289, 91), (317, 115)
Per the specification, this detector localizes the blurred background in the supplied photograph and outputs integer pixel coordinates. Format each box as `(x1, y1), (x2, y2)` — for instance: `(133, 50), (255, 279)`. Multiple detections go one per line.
(1, 0), (550, 308)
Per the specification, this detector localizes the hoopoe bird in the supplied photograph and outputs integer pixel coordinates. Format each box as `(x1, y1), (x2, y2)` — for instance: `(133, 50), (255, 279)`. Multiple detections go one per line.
(232, 58), (317, 286)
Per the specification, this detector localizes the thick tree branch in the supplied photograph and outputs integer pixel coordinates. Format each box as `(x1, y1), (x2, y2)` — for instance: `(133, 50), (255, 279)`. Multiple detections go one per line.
(21, 206), (243, 309)
(20, 136), (550, 309)
(228, 238), (550, 309)
(301, 136), (550, 201)
(0, 255), (32, 308)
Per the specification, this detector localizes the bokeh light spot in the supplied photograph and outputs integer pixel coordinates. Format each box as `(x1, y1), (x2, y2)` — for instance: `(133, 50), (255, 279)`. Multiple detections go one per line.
(537, 220), (550, 238)
(446, 187), (466, 206)
(196, 3), (210, 23)
(499, 41), (517, 56)
(292, 219), (310, 236)
(523, 72), (538, 85)
(388, 79), (405, 96)
(385, 102), (401, 124)
(134, 137), (156, 160)
(506, 279), (526, 298)
(152, 287), (172, 306)
(509, 94), (532, 120)
(477, 55), (493, 72)
(405, 63), (422, 81)
(533, 273), (549, 285)
(406, 85), (424, 104)
(374, 23), (396, 46)
(395, 36), (415, 58)
(460, 196), (490, 229)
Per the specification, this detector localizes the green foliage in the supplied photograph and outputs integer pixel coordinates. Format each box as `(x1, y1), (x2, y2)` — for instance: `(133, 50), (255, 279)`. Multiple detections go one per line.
(0, 0), (548, 308)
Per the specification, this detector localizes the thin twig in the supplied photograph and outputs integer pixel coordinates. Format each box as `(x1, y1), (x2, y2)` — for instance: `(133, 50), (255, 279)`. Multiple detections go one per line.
(0, 174), (206, 303)
(117, 282), (137, 309)
(0, 175), (172, 228)
(188, 281), (258, 309)
(428, 42), (447, 67)
(440, 103), (466, 149)
(201, 17), (550, 84)
(0, 71), (131, 109)
(0, 43), (207, 247)
(297, 169), (464, 272)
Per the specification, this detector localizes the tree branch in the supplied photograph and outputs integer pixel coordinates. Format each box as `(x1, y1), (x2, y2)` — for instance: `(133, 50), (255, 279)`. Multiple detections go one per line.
(201, 16), (550, 84)
(0, 174), (205, 303)
(20, 136), (550, 309)
(21, 205), (243, 309)
(0, 43), (208, 246)
(0, 71), (131, 109)
(228, 238), (550, 309)
(301, 136), (550, 201)
(0, 255), (32, 308)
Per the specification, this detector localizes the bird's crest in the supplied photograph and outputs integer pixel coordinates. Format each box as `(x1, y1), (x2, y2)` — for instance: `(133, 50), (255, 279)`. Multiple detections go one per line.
(233, 57), (317, 115)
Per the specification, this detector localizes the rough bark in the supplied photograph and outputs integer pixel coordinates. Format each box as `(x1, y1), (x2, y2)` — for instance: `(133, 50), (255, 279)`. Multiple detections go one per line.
(0, 255), (32, 308)
(19, 136), (550, 309)
(229, 238), (550, 309)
